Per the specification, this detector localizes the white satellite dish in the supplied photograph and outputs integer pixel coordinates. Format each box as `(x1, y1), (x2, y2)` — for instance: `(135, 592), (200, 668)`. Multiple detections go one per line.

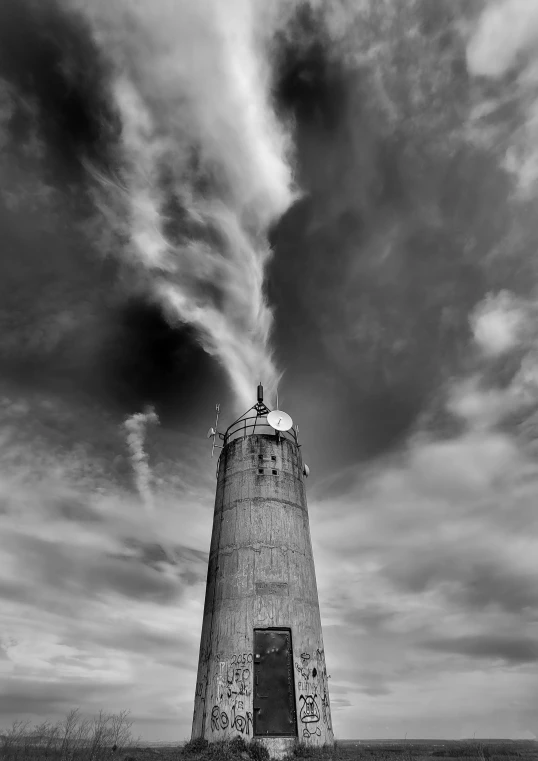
(267, 410), (293, 432)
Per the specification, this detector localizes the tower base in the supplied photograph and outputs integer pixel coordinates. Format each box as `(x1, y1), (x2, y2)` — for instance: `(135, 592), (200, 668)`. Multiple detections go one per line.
(255, 737), (335, 760)
(256, 737), (296, 760)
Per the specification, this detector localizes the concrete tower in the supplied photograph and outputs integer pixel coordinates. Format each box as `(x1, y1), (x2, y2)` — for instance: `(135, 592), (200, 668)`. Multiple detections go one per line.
(191, 386), (333, 758)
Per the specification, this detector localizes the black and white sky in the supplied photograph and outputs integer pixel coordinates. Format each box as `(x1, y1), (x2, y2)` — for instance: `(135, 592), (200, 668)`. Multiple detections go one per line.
(1, 0), (538, 742)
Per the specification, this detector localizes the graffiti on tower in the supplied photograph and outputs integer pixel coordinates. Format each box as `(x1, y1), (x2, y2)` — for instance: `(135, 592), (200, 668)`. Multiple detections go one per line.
(207, 652), (254, 737)
(211, 705), (229, 731)
(299, 693), (321, 739)
(231, 703), (253, 735)
(295, 648), (332, 735)
(299, 693), (320, 723)
(321, 691), (332, 732)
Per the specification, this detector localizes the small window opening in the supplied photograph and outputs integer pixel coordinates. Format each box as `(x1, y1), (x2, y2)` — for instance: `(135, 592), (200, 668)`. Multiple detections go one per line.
(271, 455), (276, 461)
(272, 469), (277, 475)
(258, 454), (263, 460)
(258, 468), (264, 475)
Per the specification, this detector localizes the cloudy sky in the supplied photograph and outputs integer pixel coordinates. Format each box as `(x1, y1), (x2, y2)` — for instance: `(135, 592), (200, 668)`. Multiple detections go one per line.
(1, 0), (538, 742)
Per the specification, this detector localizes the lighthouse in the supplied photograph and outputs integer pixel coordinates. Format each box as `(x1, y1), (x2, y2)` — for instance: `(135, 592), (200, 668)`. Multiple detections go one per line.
(191, 385), (333, 758)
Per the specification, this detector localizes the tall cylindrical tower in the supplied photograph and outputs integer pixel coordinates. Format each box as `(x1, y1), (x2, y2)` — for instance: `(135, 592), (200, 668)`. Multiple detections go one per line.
(191, 390), (333, 758)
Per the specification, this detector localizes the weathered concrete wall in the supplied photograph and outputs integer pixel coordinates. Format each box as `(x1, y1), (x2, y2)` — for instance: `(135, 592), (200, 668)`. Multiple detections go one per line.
(191, 434), (333, 754)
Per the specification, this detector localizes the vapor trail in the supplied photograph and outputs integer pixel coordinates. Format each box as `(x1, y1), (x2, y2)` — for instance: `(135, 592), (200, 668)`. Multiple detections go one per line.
(72, 0), (297, 411)
(123, 406), (159, 512)
(123, 406), (178, 563)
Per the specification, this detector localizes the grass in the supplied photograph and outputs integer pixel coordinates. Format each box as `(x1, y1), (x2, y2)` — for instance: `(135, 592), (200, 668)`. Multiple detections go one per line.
(2, 711), (537, 761)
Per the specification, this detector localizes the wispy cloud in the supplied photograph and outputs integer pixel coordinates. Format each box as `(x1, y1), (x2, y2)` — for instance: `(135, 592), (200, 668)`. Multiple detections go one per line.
(309, 354), (538, 738)
(74, 0), (297, 411)
(470, 290), (527, 358)
(467, 0), (538, 197)
(123, 407), (159, 512)
(2, 0), (538, 743)
(0, 392), (211, 737)
(467, 0), (538, 80)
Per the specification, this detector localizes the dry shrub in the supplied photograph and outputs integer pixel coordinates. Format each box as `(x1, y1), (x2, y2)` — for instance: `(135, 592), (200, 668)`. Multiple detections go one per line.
(0, 708), (135, 761)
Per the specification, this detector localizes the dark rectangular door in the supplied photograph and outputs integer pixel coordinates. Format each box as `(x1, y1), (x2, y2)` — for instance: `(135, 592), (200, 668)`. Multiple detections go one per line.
(253, 629), (297, 737)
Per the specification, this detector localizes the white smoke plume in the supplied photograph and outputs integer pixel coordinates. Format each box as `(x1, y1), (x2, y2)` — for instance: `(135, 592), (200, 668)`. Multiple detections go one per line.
(123, 406), (159, 511)
(70, 0), (298, 411)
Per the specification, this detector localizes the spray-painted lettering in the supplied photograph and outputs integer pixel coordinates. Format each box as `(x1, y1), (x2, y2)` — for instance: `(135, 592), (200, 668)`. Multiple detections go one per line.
(230, 704), (253, 736)
(230, 653), (253, 665)
(210, 705), (229, 731)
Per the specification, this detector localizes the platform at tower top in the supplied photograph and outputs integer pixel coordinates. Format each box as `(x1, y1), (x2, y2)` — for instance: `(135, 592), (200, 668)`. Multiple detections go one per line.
(223, 414), (299, 446)
(222, 411), (299, 448)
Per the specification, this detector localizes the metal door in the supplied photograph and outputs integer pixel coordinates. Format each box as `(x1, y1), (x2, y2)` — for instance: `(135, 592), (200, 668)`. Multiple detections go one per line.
(253, 629), (297, 737)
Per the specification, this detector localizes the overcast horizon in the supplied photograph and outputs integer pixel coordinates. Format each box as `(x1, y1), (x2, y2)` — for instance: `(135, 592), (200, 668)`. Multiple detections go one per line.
(1, 0), (538, 743)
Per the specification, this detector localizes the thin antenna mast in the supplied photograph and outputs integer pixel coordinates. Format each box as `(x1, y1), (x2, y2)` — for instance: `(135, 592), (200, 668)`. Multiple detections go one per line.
(207, 404), (222, 458)
(212, 404), (220, 458)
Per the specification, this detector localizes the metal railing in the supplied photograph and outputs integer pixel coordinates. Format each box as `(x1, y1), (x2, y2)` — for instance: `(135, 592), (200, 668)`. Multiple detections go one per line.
(223, 413), (298, 448)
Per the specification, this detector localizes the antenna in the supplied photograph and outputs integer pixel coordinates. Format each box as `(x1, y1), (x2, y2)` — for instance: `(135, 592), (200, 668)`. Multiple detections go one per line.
(208, 404), (222, 458)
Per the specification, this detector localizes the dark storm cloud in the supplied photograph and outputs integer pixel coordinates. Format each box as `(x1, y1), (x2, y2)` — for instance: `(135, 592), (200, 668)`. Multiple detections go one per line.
(360, 685), (391, 697)
(420, 635), (538, 665)
(267, 0), (538, 476)
(0, 0), (119, 398)
(54, 496), (104, 524)
(338, 603), (397, 633)
(382, 551), (538, 615)
(17, 534), (182, 604)
(0, 0), (119, 175)
(0, 678), (127, 717)
(100, 300), (227, 425)
(63, 620), (196, 668)
(0, 0), (224, 427)
(124, 538), (207, 584)
(331, 698), (353, 709)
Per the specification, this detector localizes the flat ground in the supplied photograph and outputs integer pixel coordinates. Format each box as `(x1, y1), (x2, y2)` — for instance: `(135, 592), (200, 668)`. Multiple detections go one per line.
(334, 741), (538, 761)
(117, 739), (538, 761)
(4, 739), (537, 761)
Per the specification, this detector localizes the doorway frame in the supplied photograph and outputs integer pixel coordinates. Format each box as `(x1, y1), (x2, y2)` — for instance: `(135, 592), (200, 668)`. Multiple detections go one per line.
(252, 627), (298, 738)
